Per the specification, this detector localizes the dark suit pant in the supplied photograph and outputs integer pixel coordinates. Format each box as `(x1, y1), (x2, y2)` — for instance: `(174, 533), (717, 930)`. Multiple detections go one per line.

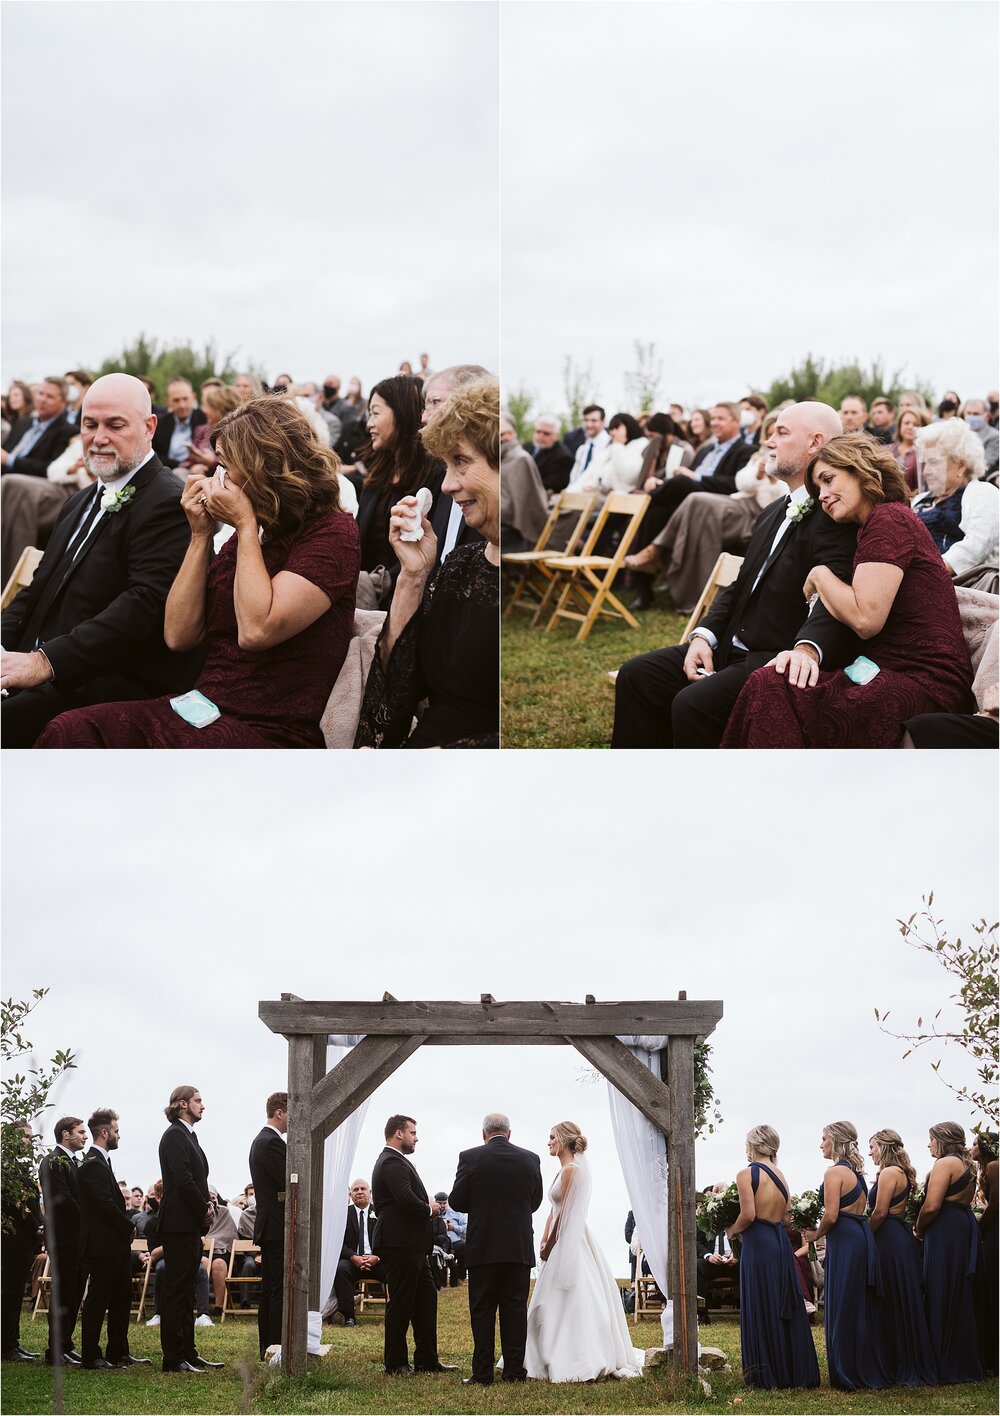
(159, 1231), (201, 1368)
(0, 1235), (36, 1353)
(630, 475), (702, 549)
(80, 1251), (131, 1362)
(379, 1248), (438, 1371)
(1, 675), (157, 748)
(468, 1262), (531, 1384)
(46, 1241), (80, 1357)
(258, 1238), (284, 1358)
(612, 643), (749, 748)
(333, 1257), (386, 1323)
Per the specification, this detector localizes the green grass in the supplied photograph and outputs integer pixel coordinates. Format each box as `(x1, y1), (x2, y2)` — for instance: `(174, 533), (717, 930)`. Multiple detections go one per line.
(501, 591), (687, 748)
(4, 1292), (996, 1414)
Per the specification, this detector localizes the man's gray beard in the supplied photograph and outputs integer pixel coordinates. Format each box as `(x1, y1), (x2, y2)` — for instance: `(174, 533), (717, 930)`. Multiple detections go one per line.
(770, 456), (801, 486)
(83, 449), (140, 482)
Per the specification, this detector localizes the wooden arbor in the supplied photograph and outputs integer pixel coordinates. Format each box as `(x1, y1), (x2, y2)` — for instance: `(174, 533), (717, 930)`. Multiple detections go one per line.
(258, 993), (724, 1375)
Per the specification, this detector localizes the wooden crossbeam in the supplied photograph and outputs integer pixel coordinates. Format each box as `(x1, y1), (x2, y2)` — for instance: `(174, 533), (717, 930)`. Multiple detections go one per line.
(565, 1036), (672, 1134)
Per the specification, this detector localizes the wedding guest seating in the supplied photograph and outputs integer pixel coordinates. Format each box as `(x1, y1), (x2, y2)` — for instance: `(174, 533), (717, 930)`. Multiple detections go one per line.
(0, 544), (43, 610)
(130, 1238), (152, 1320)
(221, 1239), (261, 1320)
(543, 492), (649, 641)
(681, 552), (744, 642)
(357, 1277), (387, 1314)
(31, 1253), (51, 1319)
(631, 1244), (664, 1324)
(502, 490), (596, 625)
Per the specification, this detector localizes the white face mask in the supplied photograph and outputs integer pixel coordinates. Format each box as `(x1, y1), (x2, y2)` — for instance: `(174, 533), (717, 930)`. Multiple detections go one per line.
(66, 385), (81, 403)
(739, 409), (756, 429)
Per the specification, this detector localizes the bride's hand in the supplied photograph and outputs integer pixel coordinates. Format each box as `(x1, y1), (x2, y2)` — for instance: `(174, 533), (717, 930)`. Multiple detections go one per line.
(539, 1238), (552, 1261)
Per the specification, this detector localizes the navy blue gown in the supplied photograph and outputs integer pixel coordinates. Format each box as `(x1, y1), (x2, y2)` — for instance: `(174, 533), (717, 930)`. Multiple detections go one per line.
(738, 1163), (820, 1389)
(868, 1176), (938, 1386)
(822, 1162), (889, 1389)
(922, 1166), (984, 1383)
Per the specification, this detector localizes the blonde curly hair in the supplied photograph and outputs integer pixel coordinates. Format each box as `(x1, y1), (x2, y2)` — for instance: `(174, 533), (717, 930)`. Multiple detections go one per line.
(421, 376), (499, 471)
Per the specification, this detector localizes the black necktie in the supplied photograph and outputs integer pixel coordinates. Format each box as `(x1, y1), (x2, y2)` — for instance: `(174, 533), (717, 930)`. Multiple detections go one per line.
(357, 1210), (366, 1255)
(67, 484), (104, 559)
(582, 442), (594, 471)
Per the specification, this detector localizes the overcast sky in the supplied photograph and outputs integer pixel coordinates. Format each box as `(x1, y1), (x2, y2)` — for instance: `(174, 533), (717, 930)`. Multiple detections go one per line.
(3, 753), (995, 1277)
(501, 0), (999, 416)
(1, 1), (499, 392)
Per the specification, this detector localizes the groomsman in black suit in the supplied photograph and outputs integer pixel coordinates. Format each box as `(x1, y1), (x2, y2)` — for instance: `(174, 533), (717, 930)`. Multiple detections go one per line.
(612, 401), (858, 747)
(371, 1115), (457, 1376)
(0, 372), (201, 745)
(332, 1179), (386, 1326)
(248, 1091), (288, 1358)
(77, 1109), (149, 1369)
(449, 1112), (543, 1386)
(157, 1086), (221, 1375)
(39, 1116), (87, 1365)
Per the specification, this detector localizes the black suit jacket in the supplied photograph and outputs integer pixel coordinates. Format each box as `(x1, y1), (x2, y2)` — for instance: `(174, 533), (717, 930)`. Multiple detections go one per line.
(157, 1121), (210, 1236)
(340, 1205), (377, 1262)
(2, 413), (74, 479)
(689, 437), (754, 495)
(356, 462), (446, 577)
(699, 495), (859, 669)
(449, 1137), (543, 1267)
(151, 408), (207, 468)
(1, 453), (202, 693)
(531, 441), (575, 495)
(39, 1148), (81, 1250)
(78, 1149), (133, 1259)
(371, 1148), (433, 1252)
(248, 1126), (286, 1245)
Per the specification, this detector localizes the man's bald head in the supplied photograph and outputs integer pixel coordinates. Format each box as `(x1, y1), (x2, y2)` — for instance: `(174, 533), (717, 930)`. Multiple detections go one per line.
(764, 401), (842, 489)
(80, 373), (157, 482)
(84, 373), (153, 419)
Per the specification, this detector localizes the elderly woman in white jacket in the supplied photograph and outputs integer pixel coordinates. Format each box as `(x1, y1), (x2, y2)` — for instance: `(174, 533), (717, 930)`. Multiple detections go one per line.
(913, 417), (998, 581)
(575, 413), (648, 495)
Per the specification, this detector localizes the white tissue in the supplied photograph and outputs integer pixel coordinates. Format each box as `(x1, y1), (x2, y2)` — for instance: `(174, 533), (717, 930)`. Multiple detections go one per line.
(399, 486), (433, 541)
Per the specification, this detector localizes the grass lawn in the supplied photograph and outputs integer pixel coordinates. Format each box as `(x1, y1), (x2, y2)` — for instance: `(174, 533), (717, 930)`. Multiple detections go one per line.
(501, 589), (687, 749)
(4, 1292), (996, 1415)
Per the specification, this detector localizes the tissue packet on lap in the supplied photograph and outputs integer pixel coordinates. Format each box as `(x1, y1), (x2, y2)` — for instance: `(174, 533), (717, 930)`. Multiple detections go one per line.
(843, 655), (880, 685)
(170, 689), (222, 727)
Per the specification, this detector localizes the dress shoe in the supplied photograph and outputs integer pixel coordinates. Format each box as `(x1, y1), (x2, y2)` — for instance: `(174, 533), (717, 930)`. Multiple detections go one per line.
(111, 1355), (152, 1366)
(162, 1360), (205, 1374)
(1, 1348), (37, 1362)
(629, 583), (655, 612)
(385, 1365), (414, 1375)
(191, 1356), (225, 1369)
(16, 1344), (40, 1358)
(463, 1376), (493, 1386)
(46, 1351), (82, 1365)
(344, 1318), (356, 1327)
(624, 543), (662, 572)
(82, 1357), (114, 1369)
(416, 1363), (459, 1372)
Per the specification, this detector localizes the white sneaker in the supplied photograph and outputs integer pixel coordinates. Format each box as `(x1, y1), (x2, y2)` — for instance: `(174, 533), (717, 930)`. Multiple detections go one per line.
(145, 1315), (160, 1326)
(194, 1314), (214, 1327)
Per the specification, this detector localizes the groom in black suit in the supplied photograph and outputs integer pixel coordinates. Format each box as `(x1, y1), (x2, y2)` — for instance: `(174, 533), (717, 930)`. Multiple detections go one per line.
(612, 401), (858, 747)
(0, 372), (201, 746)
(449, 1112), (543, 1385)
(157, 1086), (220, 1375)
(371, 1115), (455, 1376)
(248, 1092), (288, 1358)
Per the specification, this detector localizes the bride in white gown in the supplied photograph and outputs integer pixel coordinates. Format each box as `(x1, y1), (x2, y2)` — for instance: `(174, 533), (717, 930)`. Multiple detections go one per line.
(525, 1121), (646, 1382)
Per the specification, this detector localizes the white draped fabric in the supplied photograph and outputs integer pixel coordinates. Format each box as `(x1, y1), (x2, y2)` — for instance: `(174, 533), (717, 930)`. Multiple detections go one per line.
(319, 1036), (368, 1305)
(607, 1038), (673, 1349)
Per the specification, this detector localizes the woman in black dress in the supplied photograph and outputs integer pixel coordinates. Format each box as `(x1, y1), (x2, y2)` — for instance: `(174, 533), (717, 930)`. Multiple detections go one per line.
(355, 376), (498, 748)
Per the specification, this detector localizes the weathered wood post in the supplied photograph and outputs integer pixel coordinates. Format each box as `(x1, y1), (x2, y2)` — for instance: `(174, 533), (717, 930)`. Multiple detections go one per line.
(667, 990), (698, 1373)
(282, 1012), (327, 1373)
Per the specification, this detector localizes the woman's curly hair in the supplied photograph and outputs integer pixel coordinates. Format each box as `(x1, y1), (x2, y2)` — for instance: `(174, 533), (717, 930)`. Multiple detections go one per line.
(421, 376), (500, 470)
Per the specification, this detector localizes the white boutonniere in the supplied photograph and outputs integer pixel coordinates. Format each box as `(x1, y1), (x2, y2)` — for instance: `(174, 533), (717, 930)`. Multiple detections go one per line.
(785, 497), (814, 524)
(100, 485), (136, 514)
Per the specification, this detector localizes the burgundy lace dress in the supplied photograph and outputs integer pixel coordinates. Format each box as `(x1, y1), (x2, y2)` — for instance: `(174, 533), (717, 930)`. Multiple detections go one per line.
(35, 512), (360, 749)
(722, 502), (975, 748)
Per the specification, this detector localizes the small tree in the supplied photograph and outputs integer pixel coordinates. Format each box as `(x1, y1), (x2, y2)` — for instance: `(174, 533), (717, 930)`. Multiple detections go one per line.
(505, 385), (536, 444)
(874, 895), (998, 1126)
(623, 340), (663, 416)
(96, 333), (261, 399)
(763, 354), (934, 411)
(563, 356), (597, 430)
(1, 989), (76, 1232)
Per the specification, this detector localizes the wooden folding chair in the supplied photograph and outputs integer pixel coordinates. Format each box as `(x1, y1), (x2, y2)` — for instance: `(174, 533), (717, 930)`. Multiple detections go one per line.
(130, 1239), (150, 1320)
(502, 491), (595, 625)
(31, 1253), (51, 1319)
(632, 1245), (664, 1325)
(221, 1238), (260, 1321)
(543, 493), (649, 642)
(0, 545), (43, 610)
(357, 1277), (387, 1314)
(681, 552), (744, 642)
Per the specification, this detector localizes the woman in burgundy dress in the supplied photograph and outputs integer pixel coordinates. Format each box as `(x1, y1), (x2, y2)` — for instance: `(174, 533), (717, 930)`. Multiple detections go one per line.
(722, 433), (974, 748)
(36, 397), (360, 748)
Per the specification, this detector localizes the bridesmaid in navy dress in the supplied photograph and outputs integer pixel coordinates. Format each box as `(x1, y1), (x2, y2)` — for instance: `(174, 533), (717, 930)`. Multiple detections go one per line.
(867, 1129), (938, 1386)
(915, 1122), (983, 1383)
(813, 1121), (889, 1390)
(726, 1125), (819, 1389)
(972, 1131), (998, 1376)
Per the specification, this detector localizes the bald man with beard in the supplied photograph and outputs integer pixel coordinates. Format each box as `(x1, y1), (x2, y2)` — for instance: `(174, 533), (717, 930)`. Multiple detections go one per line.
(0, 373), (201, 745)
(612, 401), (859, 748)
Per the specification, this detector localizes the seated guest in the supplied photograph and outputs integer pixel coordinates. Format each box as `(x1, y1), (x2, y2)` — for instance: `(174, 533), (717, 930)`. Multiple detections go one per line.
(3, 379), (34, 429)
(891, 407), (928, 492)
(739, 394), (768, 447)
(36, 396), (360, 748)
(687, 408), (714, 458)
(233, 373), (262, 402)
(422, 365), (490, 566)
(612, 402), (854, 748)
(566, 405), (610, 481)
(572, 412), (648, 495)
(179, 384), (243, 477)
(526, 416), (574, 495)
(1, 376), (73, 479)
(500, 415), (548, 553)
(867, 396), (896, 444)
(436, 1192), (467, 1286)
(723, 433), (975, 747)
(356, 375), (445, 605)
(204, 1191), (241, 1318)
(912, 419), (998, 577)
(151, 378), (207, 471)
(839, 395), (868, 434)
(697, 1184), (740, 1301)
(63, 371), (94, 428)
(355, 376), (499, 748)
(962, 398), (999, 479)
(332, 1180), (385, 1326)
(1, 374), (201, 747)
(0, 428), (89, 584)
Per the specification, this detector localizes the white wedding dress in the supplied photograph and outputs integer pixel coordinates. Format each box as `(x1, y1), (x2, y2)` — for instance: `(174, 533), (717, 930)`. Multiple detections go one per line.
(525, 1155), (646, 1382)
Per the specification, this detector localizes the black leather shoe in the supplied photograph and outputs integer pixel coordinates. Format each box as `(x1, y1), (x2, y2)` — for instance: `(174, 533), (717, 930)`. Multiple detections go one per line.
(416, 1363), (459, 1372)
(629, 585), (654, 612)
(82, 1357), (114, 1369)
(463, 1376), (493, 1385)
(162, 1361), (205, 1373)
(385, 1365), (414, 1375)
(344, 1318), (356, 1327)
(46, 1352), (82, 1365)
(111, 1355), (152, 1366)
(191, 1357), (225, 1369)
(1, 1349), (37, 1362)
(16, 1345), (40, 1358)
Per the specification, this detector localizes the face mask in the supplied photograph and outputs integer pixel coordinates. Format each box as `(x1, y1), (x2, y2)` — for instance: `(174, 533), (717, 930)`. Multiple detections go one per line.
(66, 386), (80, 403)
(323, 384), (338, 399)
(739, 409), (755, 429)
(965, 414), (985, 432)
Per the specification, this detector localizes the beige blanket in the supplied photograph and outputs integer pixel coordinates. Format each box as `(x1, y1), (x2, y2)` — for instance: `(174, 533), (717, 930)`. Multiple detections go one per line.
(956, 587), (999, 711)
(320, 609), (386, 749)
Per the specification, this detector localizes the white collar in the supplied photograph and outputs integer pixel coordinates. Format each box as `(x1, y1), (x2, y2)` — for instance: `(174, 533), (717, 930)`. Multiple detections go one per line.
(266, 1124), (287, 1142)
(177, 1118), (196, 1134)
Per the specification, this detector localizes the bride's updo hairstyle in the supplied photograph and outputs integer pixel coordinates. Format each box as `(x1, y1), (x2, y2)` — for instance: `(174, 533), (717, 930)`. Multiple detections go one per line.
(870, 1128), (917, 1189)
(746, 1125), (779, 1159)
(824, 1121), (865, 1171)
(553, 1121), (588, 1154)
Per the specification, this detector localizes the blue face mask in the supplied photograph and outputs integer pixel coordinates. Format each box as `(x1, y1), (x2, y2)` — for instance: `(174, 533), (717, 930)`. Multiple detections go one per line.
(965, 414), (985, 432)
